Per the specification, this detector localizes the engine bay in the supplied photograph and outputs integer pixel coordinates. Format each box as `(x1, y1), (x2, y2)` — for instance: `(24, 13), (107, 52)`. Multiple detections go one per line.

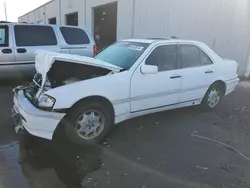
(46, 60), (111, 88)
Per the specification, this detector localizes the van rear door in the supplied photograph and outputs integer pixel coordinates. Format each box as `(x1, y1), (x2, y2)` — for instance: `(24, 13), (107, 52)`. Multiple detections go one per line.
(59, 26), (95, 57)
(13, 24), (61, 77)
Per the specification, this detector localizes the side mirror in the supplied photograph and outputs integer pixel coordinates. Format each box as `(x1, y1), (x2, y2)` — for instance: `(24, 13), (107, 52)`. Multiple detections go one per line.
(141, 64), (158, 74)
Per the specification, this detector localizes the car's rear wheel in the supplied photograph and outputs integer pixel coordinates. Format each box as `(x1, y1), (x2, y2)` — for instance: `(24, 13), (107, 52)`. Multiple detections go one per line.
(202, 83), (223, 110)
(64, 101), (113, 144)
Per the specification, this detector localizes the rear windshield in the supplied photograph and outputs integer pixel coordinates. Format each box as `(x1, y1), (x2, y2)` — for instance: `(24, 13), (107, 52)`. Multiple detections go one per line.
(60, 27), (90, 45)
(95, 42), (149, 70)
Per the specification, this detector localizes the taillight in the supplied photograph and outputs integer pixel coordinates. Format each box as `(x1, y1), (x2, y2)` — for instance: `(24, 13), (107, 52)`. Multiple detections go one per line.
(93, 45), (98, 56)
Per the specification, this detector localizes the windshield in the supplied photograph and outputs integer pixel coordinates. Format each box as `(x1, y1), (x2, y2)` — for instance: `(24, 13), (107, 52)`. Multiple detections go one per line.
(95, 42), (149, 70)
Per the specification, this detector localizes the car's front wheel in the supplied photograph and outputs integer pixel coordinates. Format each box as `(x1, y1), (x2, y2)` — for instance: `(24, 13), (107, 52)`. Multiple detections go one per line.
(64, 101), (113, 144)
(202, 83), (223, 110)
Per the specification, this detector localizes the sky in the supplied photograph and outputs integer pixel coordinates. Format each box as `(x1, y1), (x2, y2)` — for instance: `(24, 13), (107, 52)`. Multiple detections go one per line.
(0, 0), (50, 22)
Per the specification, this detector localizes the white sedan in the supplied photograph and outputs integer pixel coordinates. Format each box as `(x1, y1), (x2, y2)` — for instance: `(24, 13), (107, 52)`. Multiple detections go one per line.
(12, 38), (239, 144)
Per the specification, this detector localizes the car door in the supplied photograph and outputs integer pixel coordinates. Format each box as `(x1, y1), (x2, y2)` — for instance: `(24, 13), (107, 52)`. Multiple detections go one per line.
(178, 44), (216, 103)
(0, 25), (14, 65)
(59, 26), (95, 57)
(130, 44), (182, 112)
(13, 25), (60, 76)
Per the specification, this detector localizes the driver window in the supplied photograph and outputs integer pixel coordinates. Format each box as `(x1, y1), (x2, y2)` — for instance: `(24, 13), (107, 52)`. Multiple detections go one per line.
(145, 45), (178, 71)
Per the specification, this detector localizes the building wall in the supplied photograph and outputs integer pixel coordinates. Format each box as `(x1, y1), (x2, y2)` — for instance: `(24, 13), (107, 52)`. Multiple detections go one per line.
(18, 15), (27, 23)
(27, 12), (35, 24)
(116, 0), (134, 40)
(85, 0), (117, 35)
(18, 0), (250, 76)
(85, 0), (134, 40)
(34, 6), (46, 24)
(132, 0), (250, 76)
(60, 0), (85, 26)
(45, 0), (60, 24)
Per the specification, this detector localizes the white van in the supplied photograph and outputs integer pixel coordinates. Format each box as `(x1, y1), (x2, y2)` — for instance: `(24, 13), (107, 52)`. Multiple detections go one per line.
(0, 23), (96, 78)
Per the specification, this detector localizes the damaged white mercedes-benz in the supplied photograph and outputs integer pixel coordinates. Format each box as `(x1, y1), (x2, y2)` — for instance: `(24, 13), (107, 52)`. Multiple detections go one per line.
(12, 39), (239, 144)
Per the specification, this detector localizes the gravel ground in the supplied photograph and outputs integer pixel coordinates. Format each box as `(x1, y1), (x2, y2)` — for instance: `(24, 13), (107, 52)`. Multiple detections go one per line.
(0, 80), (250, 188)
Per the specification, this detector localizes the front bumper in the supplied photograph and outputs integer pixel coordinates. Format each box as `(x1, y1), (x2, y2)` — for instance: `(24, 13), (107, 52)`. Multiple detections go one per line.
(12, 90), (66, 140)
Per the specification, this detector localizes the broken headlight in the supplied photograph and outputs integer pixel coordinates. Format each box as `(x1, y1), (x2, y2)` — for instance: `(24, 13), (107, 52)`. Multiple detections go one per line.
(38, 94), (56, 109)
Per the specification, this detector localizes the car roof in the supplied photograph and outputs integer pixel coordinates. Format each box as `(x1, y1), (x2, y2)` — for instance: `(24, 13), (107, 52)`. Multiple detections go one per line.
(123, 39), (160, 44)
(122, 38), (198, 44)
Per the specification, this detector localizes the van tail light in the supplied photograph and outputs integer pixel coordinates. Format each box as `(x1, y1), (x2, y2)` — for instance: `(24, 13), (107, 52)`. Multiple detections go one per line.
(94, 45), (98, 56)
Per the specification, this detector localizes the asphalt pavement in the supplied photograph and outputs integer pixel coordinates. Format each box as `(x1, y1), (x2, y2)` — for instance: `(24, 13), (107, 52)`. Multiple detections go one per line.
(0, 80), (250, 188)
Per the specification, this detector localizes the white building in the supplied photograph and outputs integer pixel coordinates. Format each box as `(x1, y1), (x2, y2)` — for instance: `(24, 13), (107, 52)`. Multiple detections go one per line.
(19, 0), (250, 77)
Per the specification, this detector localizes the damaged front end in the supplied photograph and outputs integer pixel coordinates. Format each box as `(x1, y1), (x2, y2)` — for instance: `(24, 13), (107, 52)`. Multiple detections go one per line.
(46, 60), (112, 88)
(18, 51), (122, 111)
(13, 75), (54, 111)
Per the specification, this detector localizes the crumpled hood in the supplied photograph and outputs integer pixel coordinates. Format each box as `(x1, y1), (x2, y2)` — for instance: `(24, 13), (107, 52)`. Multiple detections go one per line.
(35, 50), (122, 87)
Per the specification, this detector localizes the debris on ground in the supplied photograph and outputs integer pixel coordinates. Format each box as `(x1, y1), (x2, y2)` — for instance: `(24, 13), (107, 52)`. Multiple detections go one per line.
(242, 107), (247, 111)
(136, 126), (144, 131)
(102, 141), (108, 146)
(191, 133), (250, 162)
(196, 166), (208, 170)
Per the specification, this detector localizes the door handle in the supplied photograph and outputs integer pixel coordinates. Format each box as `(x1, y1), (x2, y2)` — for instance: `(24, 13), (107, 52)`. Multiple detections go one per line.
(205, 70), (214, 74)
(170, 75), (181, 79)
(17, 48), (27, 53)
(2, 48), (12, 54)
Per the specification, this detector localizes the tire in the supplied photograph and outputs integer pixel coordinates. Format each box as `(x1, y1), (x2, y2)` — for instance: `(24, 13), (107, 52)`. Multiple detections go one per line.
(63, 101), (113, 145)
(202, 83), (223, 110)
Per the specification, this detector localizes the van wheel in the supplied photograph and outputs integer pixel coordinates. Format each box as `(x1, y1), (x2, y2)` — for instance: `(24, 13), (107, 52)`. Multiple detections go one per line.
(64, 101), (113, 144)
(202, 83), (222, 110)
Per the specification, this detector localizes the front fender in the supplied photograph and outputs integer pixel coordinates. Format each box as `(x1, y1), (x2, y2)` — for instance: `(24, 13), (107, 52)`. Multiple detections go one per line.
(45, 72), (130, 111)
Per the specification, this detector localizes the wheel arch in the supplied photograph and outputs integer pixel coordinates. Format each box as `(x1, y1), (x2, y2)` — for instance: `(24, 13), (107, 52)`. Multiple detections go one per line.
(70, 95), (115, 118)
(202, 80), (226, 102)
(211, 80), (226, 95)
(52, 95), (115, 141)
(200, 80), (226, 110)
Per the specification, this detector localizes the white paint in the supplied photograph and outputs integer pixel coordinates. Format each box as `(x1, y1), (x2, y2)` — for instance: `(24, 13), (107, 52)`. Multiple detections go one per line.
(13, 39), (239, 140)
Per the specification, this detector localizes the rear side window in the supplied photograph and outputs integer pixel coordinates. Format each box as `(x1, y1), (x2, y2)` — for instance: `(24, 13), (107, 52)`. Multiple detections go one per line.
(60, 27), (90, 45)
(14, 25), (57, 46)
(179, 45), (201, 68)
(201, 50), (213, 65)
(0, 26), (8, 46)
